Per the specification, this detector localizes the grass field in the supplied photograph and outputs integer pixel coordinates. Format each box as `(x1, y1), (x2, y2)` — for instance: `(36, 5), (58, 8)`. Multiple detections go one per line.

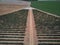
(0, 9), (28, 45)
(0, 9), (28, 28)
(31, 1), (60, 16)
(33, 9), (60, 34)
(33, 9), (60, 45)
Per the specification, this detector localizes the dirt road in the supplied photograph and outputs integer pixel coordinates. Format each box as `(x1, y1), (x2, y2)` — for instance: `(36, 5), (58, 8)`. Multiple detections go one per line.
(24, 8), (37, 45)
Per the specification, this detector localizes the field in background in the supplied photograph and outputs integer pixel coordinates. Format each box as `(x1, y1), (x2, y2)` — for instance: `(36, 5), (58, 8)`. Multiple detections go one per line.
(0, 4), (27, 15)
(31, 1), (60, 16)
(0, 1), (31, 15)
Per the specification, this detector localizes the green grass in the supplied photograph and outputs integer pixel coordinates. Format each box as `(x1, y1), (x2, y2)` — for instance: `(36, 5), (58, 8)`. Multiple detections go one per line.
(31, 1), (60, 16)
(0, 9), (28, 28)
(33, 9), (60, 34)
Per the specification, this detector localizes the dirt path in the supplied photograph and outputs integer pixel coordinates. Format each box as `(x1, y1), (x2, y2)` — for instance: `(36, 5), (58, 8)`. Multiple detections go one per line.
(24, 8), (37, 45)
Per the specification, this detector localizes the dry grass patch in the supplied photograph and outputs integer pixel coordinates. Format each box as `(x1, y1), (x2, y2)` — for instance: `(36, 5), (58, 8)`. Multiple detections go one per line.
(0, 4), (27, 15)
